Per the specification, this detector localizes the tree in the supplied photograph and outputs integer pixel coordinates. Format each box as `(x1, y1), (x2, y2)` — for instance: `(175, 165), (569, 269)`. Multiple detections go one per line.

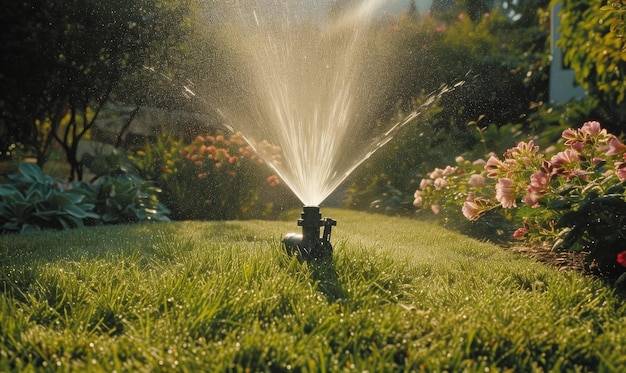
(0, 0), (197, 180)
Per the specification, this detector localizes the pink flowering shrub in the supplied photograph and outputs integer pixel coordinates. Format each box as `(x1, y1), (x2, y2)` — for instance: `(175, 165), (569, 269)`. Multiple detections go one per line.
(418, 121), (626, 278)
(133, 132), (292, 220)
(413, 156), (504, 232)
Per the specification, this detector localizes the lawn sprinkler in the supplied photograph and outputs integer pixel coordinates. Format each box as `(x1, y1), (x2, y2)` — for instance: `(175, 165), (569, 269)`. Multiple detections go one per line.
(283, 206), (336, 259)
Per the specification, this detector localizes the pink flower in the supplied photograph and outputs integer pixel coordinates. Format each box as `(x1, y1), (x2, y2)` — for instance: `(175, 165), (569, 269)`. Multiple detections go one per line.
(615, 161), (626, 181)
(473, 158), (487, 167)
(485, 156), (505, 178)
(522, 171), (550, 207)
(529, 171), (550, 190)
(606, 136), (626, 156)
(580, 121), (606, 137)
(434, 177), (448, 190)
(413, 195), (423, 208)
(442, 165), (456, 176)
(505, 140), (539, 159)
(429, 168), (444, 179)
(569, 141), (585, 152)
(267, 175), (280, 187)
(562, 128), (578, 144)
(431, 204), (440, 215)
(523, 188), (542, 207)
(468, 174), (485, 188)
(550, 149), (579, 167)
(618, 251), (626, 267)
(413, 190), (423, 207)
(420, 179), (432, 190)
(513, 227), (527, 240)
(462, 193), (481, 221)
(530, 169), (548, 186)
(495, 178), (517, 208)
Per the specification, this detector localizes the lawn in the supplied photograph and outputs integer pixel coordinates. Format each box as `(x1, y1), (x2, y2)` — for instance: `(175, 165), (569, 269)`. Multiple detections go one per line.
(0, 209), (624, 371)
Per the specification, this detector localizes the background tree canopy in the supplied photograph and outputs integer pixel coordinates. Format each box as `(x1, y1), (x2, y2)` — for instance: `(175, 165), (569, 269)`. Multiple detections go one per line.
(0, 0), (198, 179)
(556, 0), (626, 130)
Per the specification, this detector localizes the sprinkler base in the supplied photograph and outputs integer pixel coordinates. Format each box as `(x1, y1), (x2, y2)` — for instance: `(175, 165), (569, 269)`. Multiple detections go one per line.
(283, 206), (336, 260)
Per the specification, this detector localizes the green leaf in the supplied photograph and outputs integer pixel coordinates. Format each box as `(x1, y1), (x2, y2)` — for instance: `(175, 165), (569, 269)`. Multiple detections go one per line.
(63, 204), (91, 218)
(606, 183), (625, 194)
(548, 199), (570, 210)
(20, 224), (41, 233)
(102, 213), (119, 223)
(17, 162), (47, 183)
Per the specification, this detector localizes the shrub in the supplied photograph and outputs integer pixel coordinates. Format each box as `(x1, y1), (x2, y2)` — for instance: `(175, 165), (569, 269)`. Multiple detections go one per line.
(132, 132), (290, 220)
(416, 121), (626, 280)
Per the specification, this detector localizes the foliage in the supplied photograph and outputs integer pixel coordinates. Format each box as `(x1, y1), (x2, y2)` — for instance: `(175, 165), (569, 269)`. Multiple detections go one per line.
(0, 213), (625, 371)
(132, 132), (292, 220)
(0, 162), (99, 233)
(82, 150), (140, 180)
(80, 176), (170, 225)
(557, 0), (626, 111)
(0, 161), (169, 234)
(604, 0), (626, 41)
(82, 150), (171, 223)
(416, 121), (626, 279)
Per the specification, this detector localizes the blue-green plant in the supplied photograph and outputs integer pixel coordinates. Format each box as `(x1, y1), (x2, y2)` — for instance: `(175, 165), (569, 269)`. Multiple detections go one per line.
(80, 174), (170, 224)
(82, 150), (171, 224)
(0, 162), (99, 233)
(0, 161), (170, 234)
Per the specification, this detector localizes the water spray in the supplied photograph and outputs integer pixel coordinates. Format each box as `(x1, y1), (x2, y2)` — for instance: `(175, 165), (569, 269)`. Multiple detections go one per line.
(283, 206), (336, 259)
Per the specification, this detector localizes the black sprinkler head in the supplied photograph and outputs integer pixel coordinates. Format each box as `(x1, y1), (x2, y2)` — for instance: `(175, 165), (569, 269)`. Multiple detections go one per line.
(283, 206), (336, 259)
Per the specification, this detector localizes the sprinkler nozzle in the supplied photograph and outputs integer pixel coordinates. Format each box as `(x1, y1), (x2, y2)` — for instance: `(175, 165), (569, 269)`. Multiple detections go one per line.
(283, 206), (336, 259)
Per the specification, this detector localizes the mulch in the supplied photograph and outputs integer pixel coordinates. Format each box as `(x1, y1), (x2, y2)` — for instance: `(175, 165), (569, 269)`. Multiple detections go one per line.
(509, 245), (588, 273)
(509, 244), (626, 297)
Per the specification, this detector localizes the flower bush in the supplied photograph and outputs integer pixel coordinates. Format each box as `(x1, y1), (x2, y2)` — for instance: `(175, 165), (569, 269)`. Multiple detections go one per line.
(133, 132), (292, 220)
(415, 121), (626, 279)
(411, 154), (517, 242)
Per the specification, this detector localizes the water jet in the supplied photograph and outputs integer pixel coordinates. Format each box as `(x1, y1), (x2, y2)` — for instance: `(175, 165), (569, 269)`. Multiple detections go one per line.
(195, 1), (464, 258)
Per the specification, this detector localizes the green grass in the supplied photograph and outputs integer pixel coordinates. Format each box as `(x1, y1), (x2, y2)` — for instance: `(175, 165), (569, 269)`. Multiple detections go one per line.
(0, 209), (624, 372)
